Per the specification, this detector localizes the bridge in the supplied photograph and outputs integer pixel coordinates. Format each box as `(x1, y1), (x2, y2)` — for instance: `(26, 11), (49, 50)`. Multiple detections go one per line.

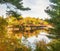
(7, 25), (52, 33)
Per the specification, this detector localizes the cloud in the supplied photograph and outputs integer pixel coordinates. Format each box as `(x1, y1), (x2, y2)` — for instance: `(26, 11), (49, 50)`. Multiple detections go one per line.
(0, 0), (50, 19)
(22, 0), (50, 19)
(0, 4), (7, 17)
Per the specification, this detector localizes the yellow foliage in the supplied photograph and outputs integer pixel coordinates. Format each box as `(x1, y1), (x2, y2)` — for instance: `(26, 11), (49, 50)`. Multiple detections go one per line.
(7, 16), (50, 38)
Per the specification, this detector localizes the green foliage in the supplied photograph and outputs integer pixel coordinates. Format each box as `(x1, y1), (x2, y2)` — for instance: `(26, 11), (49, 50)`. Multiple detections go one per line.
(48, 39), (60, 51)
(0, 0), (30, 10)
(45, 0), (60, 39)
(0, 0), (30, 18)
(45, 0), (60, 51)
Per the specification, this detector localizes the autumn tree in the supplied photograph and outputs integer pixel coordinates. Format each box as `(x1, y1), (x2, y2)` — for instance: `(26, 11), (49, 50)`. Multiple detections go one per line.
(0, 17), (7, 37)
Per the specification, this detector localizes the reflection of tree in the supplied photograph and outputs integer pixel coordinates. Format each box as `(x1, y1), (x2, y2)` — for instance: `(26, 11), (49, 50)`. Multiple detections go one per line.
(47, 40), (60, 51)
(7, 16), (50, 38)
(0, 17), (8, 37)
(35, 40), (49, 51)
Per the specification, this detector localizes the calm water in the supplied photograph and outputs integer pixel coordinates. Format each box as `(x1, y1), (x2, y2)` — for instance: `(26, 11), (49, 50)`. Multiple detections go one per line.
(21, 32), (50, 51)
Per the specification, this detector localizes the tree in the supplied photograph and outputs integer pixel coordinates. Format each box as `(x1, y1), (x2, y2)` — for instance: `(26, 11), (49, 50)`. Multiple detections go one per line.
(45, 0), (60, 39)
(0, 0), (30, 18)
(47, 40), (60, 51)
(45, 0), (60, 51)
(35, 41), (49, 51)
(0, 17), (8, 37)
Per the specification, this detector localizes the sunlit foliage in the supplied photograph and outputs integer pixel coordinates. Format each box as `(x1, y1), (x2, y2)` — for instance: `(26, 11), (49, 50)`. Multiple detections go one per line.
(0, 16), (50, 51)
(6, 16), (49, 38)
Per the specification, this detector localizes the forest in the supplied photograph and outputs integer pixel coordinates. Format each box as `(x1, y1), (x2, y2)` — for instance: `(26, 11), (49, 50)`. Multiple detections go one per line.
(0, 0), (60, 51)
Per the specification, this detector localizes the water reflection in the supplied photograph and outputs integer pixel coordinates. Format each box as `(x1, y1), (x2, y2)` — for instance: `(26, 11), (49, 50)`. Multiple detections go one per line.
(21, 32), (50, 50)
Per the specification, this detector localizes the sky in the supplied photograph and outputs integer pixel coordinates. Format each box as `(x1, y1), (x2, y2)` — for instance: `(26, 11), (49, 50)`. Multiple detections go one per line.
(0, 0), (51, 19)
(21, 0), (51, 19)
